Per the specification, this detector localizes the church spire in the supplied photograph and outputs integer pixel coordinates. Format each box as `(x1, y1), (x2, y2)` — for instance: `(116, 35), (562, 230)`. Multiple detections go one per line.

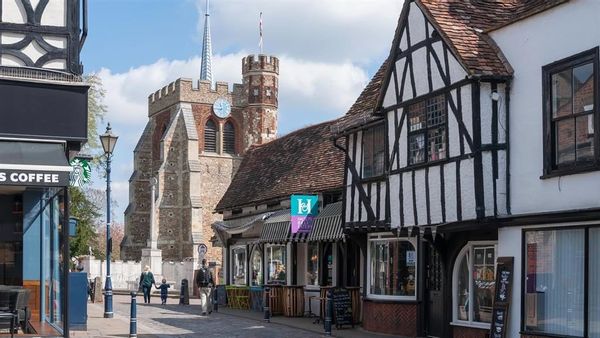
(200, 0), (213, 83)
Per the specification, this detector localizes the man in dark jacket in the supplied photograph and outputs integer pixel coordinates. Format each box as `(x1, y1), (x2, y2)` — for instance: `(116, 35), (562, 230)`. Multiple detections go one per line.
(195, 259), (214, 315)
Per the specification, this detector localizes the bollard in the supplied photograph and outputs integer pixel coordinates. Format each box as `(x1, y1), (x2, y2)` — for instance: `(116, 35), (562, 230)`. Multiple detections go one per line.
(263, 286), (271, 323)
(129, 292), (137, 338)
(179, 279), (189, 305)
(324, 289), (332, 336)
(213, 285), (219, 312)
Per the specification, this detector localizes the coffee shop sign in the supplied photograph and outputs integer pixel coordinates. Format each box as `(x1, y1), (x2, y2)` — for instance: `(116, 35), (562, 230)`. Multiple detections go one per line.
(0, 171), (63, 185)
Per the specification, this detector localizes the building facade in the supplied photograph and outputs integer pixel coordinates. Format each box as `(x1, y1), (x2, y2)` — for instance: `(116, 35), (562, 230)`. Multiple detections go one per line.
(0, 0), (89, 336)
(336, 1), (600, 337)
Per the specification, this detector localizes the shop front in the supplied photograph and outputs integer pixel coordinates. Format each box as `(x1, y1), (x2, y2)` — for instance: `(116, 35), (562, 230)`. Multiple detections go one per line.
(0, 141), (74, 337)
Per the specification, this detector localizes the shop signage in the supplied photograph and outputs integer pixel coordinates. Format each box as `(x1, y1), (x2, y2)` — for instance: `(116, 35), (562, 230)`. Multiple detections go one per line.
(290, 194), (318, 234)
(0, 169), (70, 186)
(69, 158), (91, 187)
(490, 257), (514, 338)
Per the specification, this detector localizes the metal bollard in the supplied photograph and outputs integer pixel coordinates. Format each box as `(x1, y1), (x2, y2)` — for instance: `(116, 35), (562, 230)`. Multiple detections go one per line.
(129, 292), (137, 338)
(324, 289), (332, 336)
(213, 286), (219, 312)
(263, 286), (271, 322)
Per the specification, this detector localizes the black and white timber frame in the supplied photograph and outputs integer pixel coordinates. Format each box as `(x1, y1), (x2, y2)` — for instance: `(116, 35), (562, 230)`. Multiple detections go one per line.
(0, 0), (87, 74)
(342, 0), (510, 231)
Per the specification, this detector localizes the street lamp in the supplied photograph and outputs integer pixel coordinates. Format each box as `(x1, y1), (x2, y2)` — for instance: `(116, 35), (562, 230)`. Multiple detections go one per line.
(100, 123), (118, 318)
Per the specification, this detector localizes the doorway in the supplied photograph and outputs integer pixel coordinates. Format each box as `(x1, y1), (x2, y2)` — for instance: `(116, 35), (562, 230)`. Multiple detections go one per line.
(424, 242), (444, 338)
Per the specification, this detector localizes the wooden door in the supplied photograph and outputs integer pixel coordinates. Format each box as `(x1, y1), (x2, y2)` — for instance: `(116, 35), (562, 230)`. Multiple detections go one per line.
(425, 244), (444, 337)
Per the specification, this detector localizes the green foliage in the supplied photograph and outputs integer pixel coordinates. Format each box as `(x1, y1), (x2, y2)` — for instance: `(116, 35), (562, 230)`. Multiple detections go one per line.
(83, 74), (107, 151)
(69, 187), (103, 259)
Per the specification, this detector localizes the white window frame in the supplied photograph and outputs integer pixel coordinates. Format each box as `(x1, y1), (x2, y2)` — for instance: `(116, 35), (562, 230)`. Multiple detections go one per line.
(249, 247), (263, 286)
(366, 232), (418, 301)
(265, 243), (287, 285)
(451, 241), (498, 330)
(230, 245), (247, 286)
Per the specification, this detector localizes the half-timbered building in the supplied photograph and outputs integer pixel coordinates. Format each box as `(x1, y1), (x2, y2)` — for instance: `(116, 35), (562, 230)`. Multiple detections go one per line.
(334, 1), (597, 337)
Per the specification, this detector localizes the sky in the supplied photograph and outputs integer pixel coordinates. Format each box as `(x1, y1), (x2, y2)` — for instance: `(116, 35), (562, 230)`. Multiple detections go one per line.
(83, 0), (404, 222)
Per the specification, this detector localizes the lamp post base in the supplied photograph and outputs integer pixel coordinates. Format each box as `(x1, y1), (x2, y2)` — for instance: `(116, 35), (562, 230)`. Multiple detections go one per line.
(104, 275), (114, 318)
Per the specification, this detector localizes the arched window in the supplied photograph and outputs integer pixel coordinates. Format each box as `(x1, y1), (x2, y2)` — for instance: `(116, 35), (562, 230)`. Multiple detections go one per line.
(223, 121), (236, 154)
(204, 119), (217, 153)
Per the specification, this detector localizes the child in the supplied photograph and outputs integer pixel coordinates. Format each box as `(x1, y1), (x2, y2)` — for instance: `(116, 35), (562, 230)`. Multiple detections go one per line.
(156, 278), (170, 305)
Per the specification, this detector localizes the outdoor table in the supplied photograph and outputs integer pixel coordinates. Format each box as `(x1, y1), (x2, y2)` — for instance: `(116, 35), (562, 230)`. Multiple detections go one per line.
(282, 285), (304, 317)
(265, 284), (284, 316)
(249, 286), (263, 312)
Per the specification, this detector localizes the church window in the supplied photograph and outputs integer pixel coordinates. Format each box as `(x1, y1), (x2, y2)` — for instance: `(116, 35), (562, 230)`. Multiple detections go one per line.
(204, 119), (217, 153)
(223, 122), (236, 154)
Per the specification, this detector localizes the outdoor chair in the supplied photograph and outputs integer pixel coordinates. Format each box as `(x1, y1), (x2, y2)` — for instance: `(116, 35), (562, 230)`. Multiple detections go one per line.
(225, 286), (238, 309)
(236, 286), (250, 310)
(0, 290), (18, 338)
(14, 289), (30, 333)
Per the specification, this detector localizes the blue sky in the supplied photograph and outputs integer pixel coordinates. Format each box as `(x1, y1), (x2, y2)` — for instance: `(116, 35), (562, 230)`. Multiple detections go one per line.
(84, 0), (403, 222)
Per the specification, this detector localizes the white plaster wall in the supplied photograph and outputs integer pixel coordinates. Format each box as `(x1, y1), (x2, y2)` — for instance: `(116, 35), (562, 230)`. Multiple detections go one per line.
(483, 152), (494, 217)
(497, 226), (523, 338)
(491, 0), (600, 215)
(448, 89), (461, 157)
(398, 107), (408, 168)
(389, 174), (401, 227)
(40, 0), (66, 27)
(480, 83), (493, 145)
(402, 171), (414, 226)
(444, 162), (457, 222)
(460, 158), (476, 220)
(414, 169), (426, 223)
(429, 166), (442, 224)
(379, 182), (387, 220)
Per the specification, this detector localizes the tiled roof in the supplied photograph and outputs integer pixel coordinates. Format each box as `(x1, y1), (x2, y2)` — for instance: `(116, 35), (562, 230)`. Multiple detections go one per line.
(418, 0), (569, 76)
(331, 61), (388, 133)
(216, 120), (344, 211)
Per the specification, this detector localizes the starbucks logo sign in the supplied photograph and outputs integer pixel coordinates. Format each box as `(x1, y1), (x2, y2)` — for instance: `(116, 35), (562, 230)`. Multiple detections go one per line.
(70, 158), (91, 187)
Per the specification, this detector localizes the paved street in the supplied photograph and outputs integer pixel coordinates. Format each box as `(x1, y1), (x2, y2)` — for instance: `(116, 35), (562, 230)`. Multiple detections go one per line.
(74, 295), (327, 338)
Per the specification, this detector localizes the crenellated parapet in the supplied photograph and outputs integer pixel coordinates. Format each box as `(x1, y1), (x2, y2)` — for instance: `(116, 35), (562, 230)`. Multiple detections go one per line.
(242, 54), (279, 75)
(148, 78), (243, 117)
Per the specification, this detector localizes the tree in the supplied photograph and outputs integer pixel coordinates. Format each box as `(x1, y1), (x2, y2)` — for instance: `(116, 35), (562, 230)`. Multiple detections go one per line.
(94, 221), (125, 261)
(69, 187), (102, 258)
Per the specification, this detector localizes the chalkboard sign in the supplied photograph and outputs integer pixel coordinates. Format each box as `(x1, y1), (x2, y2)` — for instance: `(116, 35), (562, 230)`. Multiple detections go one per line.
(331, 288), (354, 328)
(489, 257), (514, 338)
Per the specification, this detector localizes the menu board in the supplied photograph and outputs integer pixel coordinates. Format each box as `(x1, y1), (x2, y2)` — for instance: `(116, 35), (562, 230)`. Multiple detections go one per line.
(489, 257), (514, 338)
(331, 288), (354, 328)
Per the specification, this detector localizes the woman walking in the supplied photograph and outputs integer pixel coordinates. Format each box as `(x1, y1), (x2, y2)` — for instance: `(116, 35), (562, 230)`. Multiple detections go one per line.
(139, 265), (156, 304)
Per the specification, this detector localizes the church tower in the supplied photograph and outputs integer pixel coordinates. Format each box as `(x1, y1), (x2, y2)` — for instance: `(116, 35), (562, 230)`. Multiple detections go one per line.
(241, 54), (279, 150)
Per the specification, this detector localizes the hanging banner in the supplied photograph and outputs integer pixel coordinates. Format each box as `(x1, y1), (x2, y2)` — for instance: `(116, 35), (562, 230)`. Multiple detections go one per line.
(290, 194), (318, 234)
(70, 158), (91, 187)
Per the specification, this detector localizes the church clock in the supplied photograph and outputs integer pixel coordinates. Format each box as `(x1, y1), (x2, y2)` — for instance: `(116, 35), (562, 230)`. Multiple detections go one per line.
(213, 98), (231, 119)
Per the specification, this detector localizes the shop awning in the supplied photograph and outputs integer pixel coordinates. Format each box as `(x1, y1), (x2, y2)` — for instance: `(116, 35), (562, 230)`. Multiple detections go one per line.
(0, 141), (72, 186)
(258, 209), (310, 243)
(213, 211), (273, 235)
(307, 201), (345, 242)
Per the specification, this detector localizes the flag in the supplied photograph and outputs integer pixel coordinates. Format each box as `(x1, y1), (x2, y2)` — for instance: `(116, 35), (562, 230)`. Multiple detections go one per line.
(259, 12), (263, 53)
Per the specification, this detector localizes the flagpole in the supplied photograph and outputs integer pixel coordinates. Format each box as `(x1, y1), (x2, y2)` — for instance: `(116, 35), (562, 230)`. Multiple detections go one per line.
(259, 12), (263, 54)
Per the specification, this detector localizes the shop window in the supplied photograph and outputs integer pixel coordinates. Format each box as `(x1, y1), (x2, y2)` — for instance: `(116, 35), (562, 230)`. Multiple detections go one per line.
(407, 93), (447, 165)
(231, 246), (246, 285)
(524, 228), (589, 336)
(266, 245), (286, 284)
(367, 234), (417, 299)
(543, 48), (598, 176)
(362, 124), (385, 178)
(453, 242), (496, 327)
(204, 119), (217, 153)
(250, 249), (262, 286)
(306, 243), (319, 287)
(223, 121), (236, 155)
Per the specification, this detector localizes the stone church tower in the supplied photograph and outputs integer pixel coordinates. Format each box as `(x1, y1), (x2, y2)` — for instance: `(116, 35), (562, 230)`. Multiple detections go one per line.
(120, 1), (279, 268)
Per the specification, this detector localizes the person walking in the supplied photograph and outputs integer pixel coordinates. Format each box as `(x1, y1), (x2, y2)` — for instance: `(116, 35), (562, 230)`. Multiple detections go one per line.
(195, 259), (214, 316)
(156, 278), (171, 305)
(139, 265), (156, 304)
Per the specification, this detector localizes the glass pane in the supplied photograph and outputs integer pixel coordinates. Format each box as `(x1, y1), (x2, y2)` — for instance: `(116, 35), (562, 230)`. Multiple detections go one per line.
(409, 133), (425, 165)
(576, 114), (594, 161)
(473, 246), (495, 323)
(427, 94), (446, 127)
(573, 62), (594, 114)
(250, 250), (262, 286)
(232, 248), (246, 285)
(428, 127), (446, 162)
(306, 243), (319, 286)
(457, 250), (469, 321)
(370, 240), (416, 296)
(408, 101), (426, 131)
(590, 228), (600, 338)
(266, 245), (286, 284)
(524, 229), (584, 336)
(555, 119), (575, 164)
(552, 69), (572, 118)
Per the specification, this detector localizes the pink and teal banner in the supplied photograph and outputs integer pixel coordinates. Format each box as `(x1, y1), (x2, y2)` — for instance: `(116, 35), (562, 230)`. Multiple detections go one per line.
(291, 195), (318, 234)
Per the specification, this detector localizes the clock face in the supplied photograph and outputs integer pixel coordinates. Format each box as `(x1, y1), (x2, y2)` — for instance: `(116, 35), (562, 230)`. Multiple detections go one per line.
(213, 98), (231, 119)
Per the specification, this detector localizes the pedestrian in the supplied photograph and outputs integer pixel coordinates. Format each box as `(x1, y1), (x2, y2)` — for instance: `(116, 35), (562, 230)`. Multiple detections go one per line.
(139, 265), (156, 304)
(156, 278), (171, 305)
(195, 259), (214, 316)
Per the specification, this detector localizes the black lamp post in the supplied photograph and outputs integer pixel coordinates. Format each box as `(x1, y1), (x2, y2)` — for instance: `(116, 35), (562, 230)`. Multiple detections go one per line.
(100, 123), (118, 318)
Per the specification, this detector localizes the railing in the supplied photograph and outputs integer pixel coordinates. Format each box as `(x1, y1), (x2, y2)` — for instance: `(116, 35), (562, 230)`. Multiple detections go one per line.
(0, 66), (83, 83)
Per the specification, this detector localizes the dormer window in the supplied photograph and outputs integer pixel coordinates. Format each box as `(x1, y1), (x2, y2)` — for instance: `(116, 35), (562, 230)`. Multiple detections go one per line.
(407, 94), (447, 165)
(543, 48), (598, 176)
